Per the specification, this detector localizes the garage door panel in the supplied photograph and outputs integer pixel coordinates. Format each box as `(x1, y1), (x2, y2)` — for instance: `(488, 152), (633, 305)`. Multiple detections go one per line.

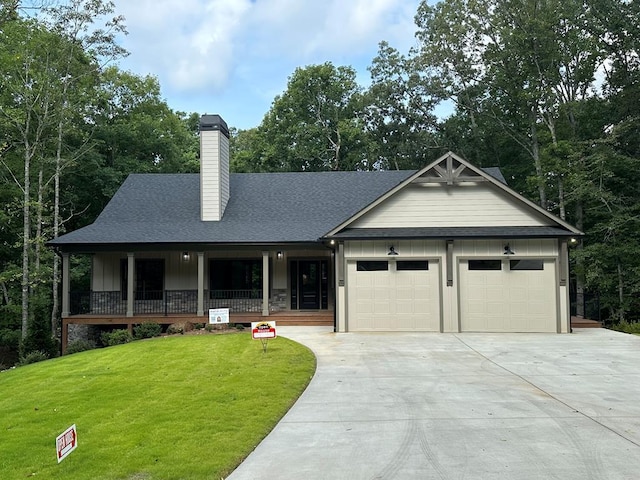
(460, 259), (557, 332)
(348, 261), (440, 332)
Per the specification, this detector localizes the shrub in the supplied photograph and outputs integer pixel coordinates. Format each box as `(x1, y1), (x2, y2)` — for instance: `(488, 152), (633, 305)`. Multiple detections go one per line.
(133, 323), (162, 340)
(609, 321), (640, 334)
(100, 329), (133, 346)
(166, 323), (185, 335)
(65, 339), (97, 355)
(17, 350), (49, 366)
(204, 324), (215, 332)
(192, 323), (205, 330)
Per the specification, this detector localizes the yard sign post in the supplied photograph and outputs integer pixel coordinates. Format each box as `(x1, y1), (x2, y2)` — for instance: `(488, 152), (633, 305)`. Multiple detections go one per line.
(251, 321), (277, 353)
(56, 424), (77, 463)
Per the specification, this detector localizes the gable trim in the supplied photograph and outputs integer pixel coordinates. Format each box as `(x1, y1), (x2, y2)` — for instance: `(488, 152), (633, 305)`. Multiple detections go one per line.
(324, 152), (583, 238)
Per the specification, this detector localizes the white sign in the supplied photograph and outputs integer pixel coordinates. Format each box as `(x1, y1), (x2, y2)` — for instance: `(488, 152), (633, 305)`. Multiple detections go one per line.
(252, 321), (277, 339)
(209, 308), (230, 324)
(56, 424), (77, 463)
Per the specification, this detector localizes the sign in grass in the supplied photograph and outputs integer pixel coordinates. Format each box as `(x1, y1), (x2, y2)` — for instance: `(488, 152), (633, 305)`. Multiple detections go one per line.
(56, 424), (77, 463)
(209, 308), (229, 324)
(252, 321), (277, 352)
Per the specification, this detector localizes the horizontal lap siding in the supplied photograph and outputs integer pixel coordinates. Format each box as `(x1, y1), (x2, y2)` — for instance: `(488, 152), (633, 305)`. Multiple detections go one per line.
(350, 184), (550, 228)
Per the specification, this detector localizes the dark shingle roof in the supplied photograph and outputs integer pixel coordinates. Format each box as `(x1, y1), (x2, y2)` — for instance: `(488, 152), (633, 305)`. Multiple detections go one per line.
(330, 226), (576, 240)
(49, 171), (414, 247)
(48, 167), (552, 249)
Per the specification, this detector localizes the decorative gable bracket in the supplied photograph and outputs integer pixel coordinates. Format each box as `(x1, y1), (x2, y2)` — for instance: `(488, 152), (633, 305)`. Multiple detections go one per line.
(412, 153), (486, 185)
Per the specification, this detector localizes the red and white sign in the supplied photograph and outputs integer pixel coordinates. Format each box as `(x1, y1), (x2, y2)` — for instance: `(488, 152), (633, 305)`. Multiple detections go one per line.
(56, 424), (77, 463)
(252, 321), (277, 339)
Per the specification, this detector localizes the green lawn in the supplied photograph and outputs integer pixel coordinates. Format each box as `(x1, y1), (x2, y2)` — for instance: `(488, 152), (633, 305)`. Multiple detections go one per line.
(0, 333), (316, 479)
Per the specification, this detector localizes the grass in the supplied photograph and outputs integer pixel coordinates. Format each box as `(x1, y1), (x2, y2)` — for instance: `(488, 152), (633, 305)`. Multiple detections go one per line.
(0, 333), (316, 479)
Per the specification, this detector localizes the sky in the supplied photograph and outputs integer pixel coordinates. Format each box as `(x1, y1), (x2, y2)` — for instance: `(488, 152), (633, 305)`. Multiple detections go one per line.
(110, 0), (425, 130)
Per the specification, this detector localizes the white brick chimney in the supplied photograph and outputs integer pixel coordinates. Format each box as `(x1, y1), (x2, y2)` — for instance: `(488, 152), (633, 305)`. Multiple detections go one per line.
(199, 114), (230, 221)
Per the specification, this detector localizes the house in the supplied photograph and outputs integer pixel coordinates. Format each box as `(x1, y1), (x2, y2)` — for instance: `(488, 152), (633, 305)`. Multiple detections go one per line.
(49, 114), (582, 351)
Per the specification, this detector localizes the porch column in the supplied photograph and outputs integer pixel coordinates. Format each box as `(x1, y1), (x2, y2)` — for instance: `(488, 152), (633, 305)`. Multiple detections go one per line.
(262, 251), (269, 316)
(127, 252), (135, 317)
(336, 242), (346, 332)
(197, 252), (205, 316)
(61, 252), (70, 318)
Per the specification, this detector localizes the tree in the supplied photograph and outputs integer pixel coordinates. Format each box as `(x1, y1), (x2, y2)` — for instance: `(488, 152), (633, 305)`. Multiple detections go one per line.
(363, 41), (442, 170)
(254, 63), (368, 172)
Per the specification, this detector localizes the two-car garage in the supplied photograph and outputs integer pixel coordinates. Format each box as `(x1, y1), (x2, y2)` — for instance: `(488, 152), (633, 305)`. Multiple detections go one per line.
(346, 254), (559, 333)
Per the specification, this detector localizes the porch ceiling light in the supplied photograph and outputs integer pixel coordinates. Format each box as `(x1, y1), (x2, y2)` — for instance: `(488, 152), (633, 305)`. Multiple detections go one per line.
(182, 251), (190, 261)
(503, 244), (515, 255)
(388, 246), (399, 256)
(277, 251), (283, 260)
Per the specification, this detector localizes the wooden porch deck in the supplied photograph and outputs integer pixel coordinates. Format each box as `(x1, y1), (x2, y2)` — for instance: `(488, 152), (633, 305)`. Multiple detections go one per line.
(62, 310), (334, 352)
(570, 316), (602, 328)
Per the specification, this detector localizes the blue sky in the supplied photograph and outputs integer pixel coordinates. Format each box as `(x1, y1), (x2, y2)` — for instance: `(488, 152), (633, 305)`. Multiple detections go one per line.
(111, 0), (426, 130)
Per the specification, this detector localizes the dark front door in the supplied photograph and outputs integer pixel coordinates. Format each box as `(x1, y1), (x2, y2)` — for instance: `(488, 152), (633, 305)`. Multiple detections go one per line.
(291, 260), (329, 310)
(299, 260), (320, 309)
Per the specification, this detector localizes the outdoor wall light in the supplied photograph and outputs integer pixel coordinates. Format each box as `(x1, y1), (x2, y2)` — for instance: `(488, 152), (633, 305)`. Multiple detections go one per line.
(277, 251), (283, 260)
(182, 251), (190, 261)
(503, 244), (515, 255)
(388, 246), (399, 256)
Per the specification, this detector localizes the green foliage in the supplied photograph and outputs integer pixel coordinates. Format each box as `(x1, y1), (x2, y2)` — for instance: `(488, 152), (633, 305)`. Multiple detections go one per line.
(133, 322), (162, 339)
(17, 349), (49, 366)
(166, 323), (185, 335)
(65, 339), (97, 355)
(608, 321), (640, 335)
(100, 329), (132, 346)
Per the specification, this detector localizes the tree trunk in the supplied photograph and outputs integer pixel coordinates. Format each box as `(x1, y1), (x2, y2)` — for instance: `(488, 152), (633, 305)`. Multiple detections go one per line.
(21, 144), (31, 339)
(574, 200), (585, 318)
(35, 169), (44, 274)
(51, 111), (64, 336)
(530, 113), (547, 209)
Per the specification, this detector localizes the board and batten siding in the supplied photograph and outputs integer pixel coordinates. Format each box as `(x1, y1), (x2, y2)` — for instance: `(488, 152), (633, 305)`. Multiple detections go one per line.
(337, 239), (567, 333)
(350, 183), (551, 228)
(200, 129), (229, 221)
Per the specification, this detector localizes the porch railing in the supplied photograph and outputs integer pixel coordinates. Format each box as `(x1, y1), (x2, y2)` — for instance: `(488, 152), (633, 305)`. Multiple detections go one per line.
(69, 290), (264, 316)
(206, 289), (263, 313)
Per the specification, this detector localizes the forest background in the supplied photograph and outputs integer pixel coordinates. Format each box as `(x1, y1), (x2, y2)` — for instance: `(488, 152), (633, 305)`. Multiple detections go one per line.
(1, 0), (639, 365)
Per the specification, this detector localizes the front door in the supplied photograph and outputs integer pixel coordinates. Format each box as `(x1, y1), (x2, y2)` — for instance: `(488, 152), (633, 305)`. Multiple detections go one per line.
(300, 260), (320, 309)
(290, 260), (329, 310)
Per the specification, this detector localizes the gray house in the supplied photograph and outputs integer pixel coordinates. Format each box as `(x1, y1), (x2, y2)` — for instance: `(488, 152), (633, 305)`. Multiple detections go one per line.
(50, 114), (582, 351)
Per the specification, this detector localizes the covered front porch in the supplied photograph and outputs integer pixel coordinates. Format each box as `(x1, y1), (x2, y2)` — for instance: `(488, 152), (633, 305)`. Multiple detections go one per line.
(58, 246), (335, 351)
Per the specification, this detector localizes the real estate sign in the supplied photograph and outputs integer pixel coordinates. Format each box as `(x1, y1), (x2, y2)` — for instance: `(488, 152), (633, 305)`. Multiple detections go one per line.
(56, 424), (77, 463)
(209, 308), (230, 324)
(251, 321), (277, 339)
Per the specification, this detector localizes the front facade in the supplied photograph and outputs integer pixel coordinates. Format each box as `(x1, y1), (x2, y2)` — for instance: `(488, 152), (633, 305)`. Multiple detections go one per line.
(50, 115), (581, 351)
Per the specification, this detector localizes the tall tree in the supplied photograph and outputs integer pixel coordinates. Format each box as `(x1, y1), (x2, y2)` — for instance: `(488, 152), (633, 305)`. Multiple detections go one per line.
(256, 63), (368, 172)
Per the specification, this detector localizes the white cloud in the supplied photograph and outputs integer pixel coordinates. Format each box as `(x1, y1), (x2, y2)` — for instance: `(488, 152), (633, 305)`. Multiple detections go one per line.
(112, 0), (423, 127)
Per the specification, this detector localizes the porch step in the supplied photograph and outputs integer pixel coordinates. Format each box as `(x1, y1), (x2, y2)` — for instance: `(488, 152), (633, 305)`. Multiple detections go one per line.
(571, 316), (602, 328)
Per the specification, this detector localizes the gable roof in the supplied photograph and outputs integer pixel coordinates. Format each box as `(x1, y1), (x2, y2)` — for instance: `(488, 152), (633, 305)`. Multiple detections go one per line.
(49, 170), (413, 248)
(324, 152), (582, 237)
(49, 153), (581, 251)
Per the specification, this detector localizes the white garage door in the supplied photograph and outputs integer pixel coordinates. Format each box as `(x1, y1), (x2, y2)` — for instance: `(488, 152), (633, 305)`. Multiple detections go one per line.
(347, 260), (440, 331)
(459, 258), (557, 332)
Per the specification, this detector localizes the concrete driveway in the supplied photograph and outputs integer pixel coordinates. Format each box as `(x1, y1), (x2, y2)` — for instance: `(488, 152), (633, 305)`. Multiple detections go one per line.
(227, 327), (640, 480)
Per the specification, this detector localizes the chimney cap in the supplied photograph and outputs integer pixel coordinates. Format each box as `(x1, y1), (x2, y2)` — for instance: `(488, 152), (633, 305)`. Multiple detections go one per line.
(199, 114), (229, 137)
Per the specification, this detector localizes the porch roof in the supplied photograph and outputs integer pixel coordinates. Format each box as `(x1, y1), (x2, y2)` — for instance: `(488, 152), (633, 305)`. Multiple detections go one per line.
(49, 171), (415, 248)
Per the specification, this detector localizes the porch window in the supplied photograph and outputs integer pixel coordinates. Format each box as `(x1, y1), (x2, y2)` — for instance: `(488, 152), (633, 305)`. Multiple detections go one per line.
(120, 259), (165, 300)
(209, 259), (263, 298)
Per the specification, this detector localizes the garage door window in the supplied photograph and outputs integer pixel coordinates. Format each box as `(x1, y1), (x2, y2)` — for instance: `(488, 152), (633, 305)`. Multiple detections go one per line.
(468, 260), (502, 270)
(510, 259), (544, 270)
(356, 261), (388, 271)
(397, 260), (429, 270)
